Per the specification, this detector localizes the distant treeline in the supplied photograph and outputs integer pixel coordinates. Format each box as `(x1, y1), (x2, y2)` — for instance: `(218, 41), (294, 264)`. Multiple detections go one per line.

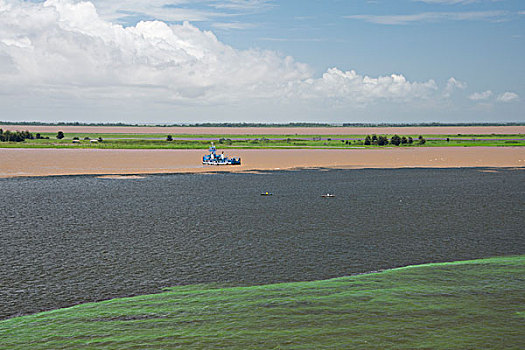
(0, 129), (34, 142)
(341, 122), (525, 127)
(363, 134), (426, 146)
(1, 121), (524, 128)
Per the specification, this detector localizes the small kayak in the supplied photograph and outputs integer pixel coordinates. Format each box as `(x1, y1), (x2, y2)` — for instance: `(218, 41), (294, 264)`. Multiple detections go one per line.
(261, 192), (273, 196)
(321, 194), (335, 198)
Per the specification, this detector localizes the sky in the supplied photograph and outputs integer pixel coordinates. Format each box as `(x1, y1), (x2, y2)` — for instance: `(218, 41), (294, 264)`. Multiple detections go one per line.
(0, 0), (523, 123)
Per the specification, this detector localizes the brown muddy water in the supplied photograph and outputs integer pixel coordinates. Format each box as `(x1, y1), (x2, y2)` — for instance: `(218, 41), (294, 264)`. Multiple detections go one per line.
(0, 168), (523, 319)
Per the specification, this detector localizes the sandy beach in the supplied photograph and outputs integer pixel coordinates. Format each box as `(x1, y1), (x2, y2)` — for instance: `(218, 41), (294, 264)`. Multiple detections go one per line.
(1, 125), (524, 135)
(1, 147), (523, 178)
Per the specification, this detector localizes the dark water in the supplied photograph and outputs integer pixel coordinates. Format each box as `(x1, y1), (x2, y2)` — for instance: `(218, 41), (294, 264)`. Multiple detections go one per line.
(1, 168), (524, 319)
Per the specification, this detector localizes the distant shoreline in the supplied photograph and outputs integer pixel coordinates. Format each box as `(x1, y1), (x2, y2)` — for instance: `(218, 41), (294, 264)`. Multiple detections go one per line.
(2, 122), (524, 128)
(1, 124), (524, 136)
(1, 147), (523, 178)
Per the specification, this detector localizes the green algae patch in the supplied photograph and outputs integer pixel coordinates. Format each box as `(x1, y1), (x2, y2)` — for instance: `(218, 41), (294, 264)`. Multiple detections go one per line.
(1, 256), (524, 349)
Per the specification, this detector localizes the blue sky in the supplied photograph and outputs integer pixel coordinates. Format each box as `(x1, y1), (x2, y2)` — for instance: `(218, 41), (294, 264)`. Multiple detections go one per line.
(175, 0), (525, 88)
(0, 0), (523, 123)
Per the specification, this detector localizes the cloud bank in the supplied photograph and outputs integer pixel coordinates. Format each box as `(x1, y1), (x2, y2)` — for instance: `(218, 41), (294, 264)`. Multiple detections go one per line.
(345, 10), (507, 25)
(0, 0), (313, 102)
(0, 1), (445, 103)
(0, 0), (519, 122)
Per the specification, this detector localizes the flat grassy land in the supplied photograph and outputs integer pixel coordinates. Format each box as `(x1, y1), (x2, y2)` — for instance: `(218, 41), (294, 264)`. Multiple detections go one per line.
(1, 256), (523, 349)
(1, 132), (524, 149)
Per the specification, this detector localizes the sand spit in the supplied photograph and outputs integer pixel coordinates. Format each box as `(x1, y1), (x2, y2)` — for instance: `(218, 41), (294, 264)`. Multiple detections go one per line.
(97, 175), (146, 179)
(1, 125), (524, 135)
(1, 147), (524, 178)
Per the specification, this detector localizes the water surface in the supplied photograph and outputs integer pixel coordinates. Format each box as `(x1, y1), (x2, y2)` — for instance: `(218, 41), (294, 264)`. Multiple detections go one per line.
(1, 168), (523, 319)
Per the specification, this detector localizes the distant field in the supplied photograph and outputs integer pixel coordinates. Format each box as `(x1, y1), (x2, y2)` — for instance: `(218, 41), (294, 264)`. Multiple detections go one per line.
(1, 131), (524, 149)
(1, 256), (523, 349)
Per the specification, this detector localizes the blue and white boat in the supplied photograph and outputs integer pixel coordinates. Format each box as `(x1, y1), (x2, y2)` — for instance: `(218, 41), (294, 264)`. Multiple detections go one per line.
(202, 143), (241, 165)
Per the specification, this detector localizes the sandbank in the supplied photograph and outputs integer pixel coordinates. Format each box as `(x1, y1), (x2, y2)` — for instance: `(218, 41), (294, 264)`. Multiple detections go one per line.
(0, 147), (523, 178)
(1, 125), (524, 135)
(96, 175), (146, 179)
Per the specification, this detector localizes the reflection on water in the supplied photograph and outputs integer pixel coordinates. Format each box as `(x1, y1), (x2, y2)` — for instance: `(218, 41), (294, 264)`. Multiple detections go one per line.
(0, 168), (523, 319)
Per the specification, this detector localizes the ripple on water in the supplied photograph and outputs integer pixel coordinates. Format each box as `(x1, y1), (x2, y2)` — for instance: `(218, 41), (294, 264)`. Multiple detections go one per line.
(0, 168), (523, 319)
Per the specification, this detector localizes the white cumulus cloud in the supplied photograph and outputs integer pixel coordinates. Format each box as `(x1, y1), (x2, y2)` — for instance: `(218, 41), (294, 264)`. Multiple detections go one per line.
(0, 0), (481, 122)
(443, 77), (467, 97)
(468, 90), (493, 100)
(496, 92), (519, 102)
(0, 0), (311, 102)
(289, 68), (438, 105)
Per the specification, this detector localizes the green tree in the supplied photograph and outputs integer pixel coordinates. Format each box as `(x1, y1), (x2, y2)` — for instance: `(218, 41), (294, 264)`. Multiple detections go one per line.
(401, 136), (408, 144)
(377, 135), (389, 146)
(408, 136), (413, 144)
(57, 131), (65, 139)
(364, 135), (371, 145)
(390, 135), (401, 146)
(418, 135), (426, 145)
(166, 135), (173, 141)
